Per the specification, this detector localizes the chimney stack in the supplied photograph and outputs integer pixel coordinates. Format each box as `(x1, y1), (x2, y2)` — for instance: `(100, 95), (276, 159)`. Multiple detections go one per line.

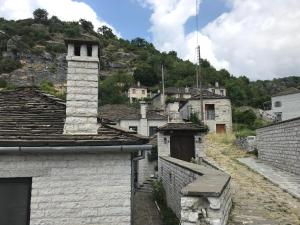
(140, 101), (148, 119)
(64, 39), (99, 134)
(215, 81), (219, 88)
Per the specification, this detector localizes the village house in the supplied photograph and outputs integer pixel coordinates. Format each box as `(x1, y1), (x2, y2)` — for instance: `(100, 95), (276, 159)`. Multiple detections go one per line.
(180, 90), (232, 133)
(99, 102), (168, 184)
(207, 82), (227, 96)
(270, 87), (300, 121)
(0, 39), (152, 225)
(128, 81), (151, 103)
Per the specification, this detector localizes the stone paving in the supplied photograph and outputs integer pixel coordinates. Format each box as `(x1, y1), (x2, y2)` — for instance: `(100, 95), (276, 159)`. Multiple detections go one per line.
(133, 184), (163, 225)
(204, 134), (300, 225)
(238, 157), (300, 199)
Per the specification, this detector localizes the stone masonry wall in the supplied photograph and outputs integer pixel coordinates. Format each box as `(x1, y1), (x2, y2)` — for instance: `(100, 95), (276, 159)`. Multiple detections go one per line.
(159, 157), (232, 225)
(256, 117), (300, 175)
(0, 152), (132, 225)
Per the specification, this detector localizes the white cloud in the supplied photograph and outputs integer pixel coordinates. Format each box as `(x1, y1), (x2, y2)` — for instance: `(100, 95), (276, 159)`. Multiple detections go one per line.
(0, 0), (119, 35)
(139, 0), (300, 80)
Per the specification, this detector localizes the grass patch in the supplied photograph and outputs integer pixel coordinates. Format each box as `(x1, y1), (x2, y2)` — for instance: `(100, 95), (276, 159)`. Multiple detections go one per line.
(210, 133), (236, 145)
(152, 179), (179, 225)
(40, 80), (66, 100)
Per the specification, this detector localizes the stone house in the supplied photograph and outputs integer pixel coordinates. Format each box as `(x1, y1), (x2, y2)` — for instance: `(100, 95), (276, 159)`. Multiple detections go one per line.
(180, 90), (232, 133)
(128, 82), (151, 103)
(99, 102), (168, 184)
(0, 39), (152, 225)
(207, 82), (227, 97)
(270, 87), (300, 121)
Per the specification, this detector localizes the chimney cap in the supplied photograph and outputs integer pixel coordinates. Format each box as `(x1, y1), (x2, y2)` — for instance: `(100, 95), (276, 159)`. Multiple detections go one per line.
(64, 37), (99, 46)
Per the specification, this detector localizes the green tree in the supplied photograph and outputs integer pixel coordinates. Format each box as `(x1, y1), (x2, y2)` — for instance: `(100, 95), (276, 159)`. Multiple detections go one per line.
(33, 8), (48, 23)
(79, 19), (94, 32)
(97, 25), (115, 39)
(133, 64), (158, 86)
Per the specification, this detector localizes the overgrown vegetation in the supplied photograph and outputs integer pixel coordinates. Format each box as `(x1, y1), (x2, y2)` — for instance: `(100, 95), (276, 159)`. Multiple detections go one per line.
(152, 179), (179, 225)
(39, 80), (66, 100)
(148, 146), (158, 162)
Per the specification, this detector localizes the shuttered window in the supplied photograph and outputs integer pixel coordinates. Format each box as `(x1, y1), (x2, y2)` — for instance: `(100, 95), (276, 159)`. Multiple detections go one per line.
(0, 178), (31, 225)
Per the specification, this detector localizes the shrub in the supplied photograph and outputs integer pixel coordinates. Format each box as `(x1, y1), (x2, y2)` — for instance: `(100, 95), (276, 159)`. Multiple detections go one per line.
(235, 129), (256, 138)
(0, 78), (7, 88)
(0, 58), (22, 74)
(147, 146), (158, 162)
(39, 80), (66, 100)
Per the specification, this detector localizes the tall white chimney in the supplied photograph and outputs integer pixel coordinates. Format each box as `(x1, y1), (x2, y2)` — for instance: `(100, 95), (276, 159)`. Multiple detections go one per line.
(64, 39), (99, 134)
(140, 101), (148, 119)
(215, 81), (219, 88)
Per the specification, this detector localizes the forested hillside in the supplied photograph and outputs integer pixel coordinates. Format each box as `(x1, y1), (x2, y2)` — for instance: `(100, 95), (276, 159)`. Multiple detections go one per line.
(1, 9), (300, 108)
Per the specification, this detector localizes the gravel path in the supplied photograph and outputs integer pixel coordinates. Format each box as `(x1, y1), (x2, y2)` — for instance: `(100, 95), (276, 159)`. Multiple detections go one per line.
(204, 134), (300, 225)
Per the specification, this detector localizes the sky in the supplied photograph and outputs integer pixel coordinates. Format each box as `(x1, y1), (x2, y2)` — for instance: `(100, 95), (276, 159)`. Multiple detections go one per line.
(1, 0), (300, 80)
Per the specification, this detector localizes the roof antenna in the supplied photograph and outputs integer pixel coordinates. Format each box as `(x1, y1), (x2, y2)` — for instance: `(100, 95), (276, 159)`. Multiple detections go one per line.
(195, 0), (204, 122)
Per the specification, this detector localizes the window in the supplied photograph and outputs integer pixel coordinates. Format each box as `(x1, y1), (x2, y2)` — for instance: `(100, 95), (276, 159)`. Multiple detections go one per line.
(205, 104), (215, 120)
(274, 112), (282, 122)
(87, 44), (92, 56)
(142, 90), (145, 95)
(74, 44), (81, 56)
(149, 126), (158, 136)
(220, 90), (224, 96)
(211, 89), (215, 93)
(0, 178), (32, 225)
(132, 89), (136, 94)
(274, 101), (281, 107)
(129, 126), (138, 132)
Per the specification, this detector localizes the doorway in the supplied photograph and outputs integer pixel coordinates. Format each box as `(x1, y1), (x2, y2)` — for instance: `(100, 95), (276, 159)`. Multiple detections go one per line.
(216, 124), (226, 133)
(170, 134), (195, 162)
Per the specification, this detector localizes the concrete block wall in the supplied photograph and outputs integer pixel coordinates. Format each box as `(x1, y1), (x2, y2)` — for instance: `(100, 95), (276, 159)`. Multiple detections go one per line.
(159, 157), (232, 225)
(256, 117), (300, 175)
(0, 152), (132, 225)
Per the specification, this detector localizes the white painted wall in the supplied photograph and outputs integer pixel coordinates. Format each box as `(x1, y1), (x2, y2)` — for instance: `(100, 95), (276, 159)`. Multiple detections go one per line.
(271, 93), (300, 121)
(0, 152), (132, 225)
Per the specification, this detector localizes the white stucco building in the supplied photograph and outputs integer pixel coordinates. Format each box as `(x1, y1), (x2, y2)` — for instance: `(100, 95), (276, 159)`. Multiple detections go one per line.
(0, 39), (151, 225)
(99, 102), (168, 185)
(271, 87), (300, 121)
(128, 82), (151, 103)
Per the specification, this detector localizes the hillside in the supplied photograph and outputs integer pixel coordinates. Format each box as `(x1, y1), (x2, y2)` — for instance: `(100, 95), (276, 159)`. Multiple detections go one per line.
(1, 10), (300, 108)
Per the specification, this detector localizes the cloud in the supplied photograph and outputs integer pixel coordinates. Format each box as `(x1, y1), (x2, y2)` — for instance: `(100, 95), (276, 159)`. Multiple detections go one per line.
(139, 0), (300, 80)
(0, 0), (119, 35)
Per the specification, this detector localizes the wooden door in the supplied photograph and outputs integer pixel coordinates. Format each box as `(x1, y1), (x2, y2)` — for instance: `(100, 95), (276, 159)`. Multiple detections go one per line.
(170, 135), (195, 162)
(216, 124), (226, 133)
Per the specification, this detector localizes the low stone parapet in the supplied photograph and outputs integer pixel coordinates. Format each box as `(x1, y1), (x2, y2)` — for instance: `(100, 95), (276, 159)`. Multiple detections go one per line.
(159, 156), (232, 225)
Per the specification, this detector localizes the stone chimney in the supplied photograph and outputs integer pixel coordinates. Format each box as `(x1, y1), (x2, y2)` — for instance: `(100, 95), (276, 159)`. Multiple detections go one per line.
(215, 81), (219, 88)
(140, 101), (148, 119)
(64, 39), (99, 134)
(137, 81), (141, 87)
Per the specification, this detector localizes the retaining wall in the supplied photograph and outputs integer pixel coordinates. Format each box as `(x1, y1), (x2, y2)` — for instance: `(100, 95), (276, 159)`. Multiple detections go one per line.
(159, 156), (232, 225)
(256, 117), (300, 175)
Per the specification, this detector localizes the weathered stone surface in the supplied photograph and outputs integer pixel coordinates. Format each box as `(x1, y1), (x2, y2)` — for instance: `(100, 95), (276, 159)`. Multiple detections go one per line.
(256, 117), (300, 175)
(0, 153), (132, 225)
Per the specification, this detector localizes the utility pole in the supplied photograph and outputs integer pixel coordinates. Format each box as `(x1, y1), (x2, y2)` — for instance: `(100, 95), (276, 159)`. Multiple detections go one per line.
(197, 45), (204, 122)
(161, 64), (165, 111)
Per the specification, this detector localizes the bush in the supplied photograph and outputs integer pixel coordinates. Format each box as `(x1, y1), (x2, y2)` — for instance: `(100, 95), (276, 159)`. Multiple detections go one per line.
(152, 179), (179, 225)
(235, 129), (256, 138)
(0, 58), (22, 74)
(147, 146), (158, 162)
(39, 81), (66, 100)
(233, 109), (257, 126)
(0, 79), (7, 88)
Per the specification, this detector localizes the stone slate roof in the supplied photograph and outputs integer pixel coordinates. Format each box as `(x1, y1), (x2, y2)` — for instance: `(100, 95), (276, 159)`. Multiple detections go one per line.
(158, 122), (207, 132)
(191, 90), (229, 99)
(165, 87), (200, 96)
(0, 88), (148, 147)
(272, 87), (300, 97)
(98, 104), (167, 122)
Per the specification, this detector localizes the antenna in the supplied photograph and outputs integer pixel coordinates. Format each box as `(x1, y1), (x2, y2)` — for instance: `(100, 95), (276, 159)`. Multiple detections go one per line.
(195, 0), (204, 122)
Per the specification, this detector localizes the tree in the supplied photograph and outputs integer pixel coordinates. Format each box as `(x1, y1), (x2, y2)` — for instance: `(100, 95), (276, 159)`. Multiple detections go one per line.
(79, 19), (94, 32)
(33, 8), (48, 23)
(133, 64), (158, 86)
(97, 25), (115, 39)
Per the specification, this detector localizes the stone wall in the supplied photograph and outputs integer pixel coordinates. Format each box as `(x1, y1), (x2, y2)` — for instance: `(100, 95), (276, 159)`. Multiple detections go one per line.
(256, 117), (300, 175)
(235, 136), (257, 152)
(159, 156), (232, 225)
(0, 152), (132, 225)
